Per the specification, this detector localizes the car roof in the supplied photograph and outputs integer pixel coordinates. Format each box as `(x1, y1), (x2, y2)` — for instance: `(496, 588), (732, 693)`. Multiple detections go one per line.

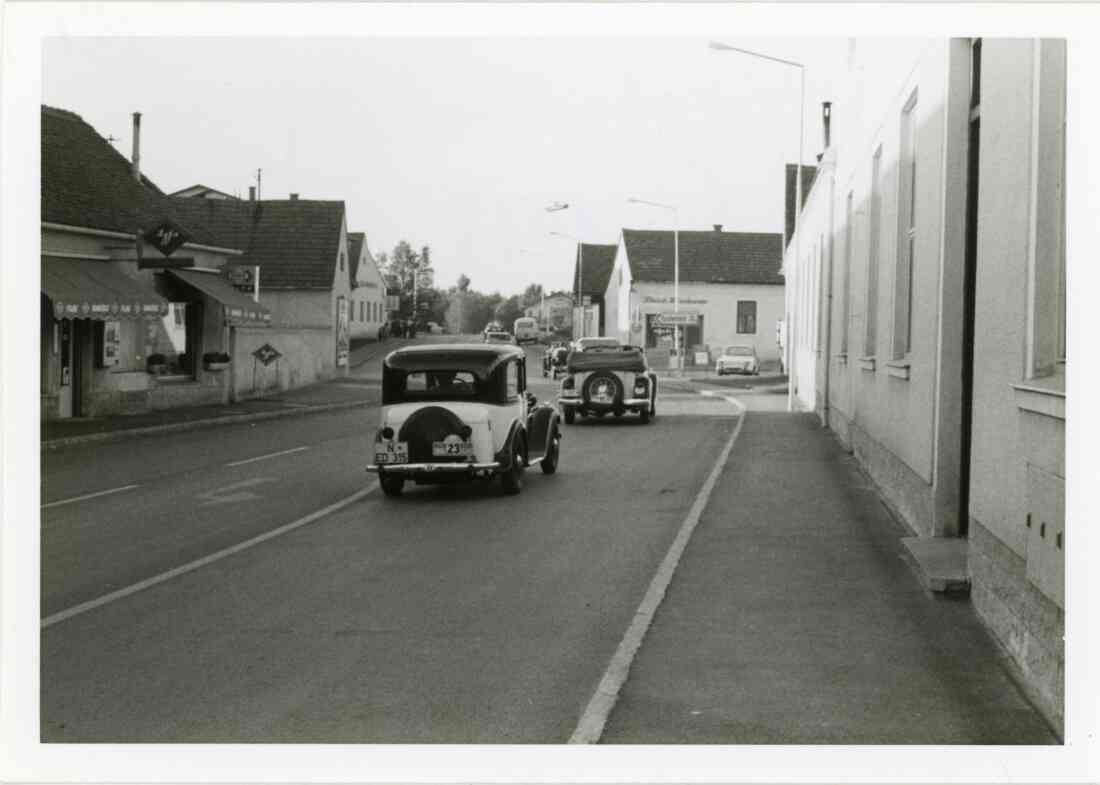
(384, 343), (524, 376)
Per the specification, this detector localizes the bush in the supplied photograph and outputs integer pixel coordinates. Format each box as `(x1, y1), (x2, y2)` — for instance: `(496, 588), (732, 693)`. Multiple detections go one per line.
(146, 353), (166, 366)
(203, 352), (231, 364)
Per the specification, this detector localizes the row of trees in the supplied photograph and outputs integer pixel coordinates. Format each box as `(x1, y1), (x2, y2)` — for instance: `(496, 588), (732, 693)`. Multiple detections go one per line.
(378, 241), (561, 335)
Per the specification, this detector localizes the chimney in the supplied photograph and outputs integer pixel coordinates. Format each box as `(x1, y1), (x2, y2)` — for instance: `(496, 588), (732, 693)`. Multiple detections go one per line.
(131, 112), (142, 183)
(822, 101), (832, 149)
(248, 186), (256, 201)
(289, 193), (299, 201)
(713, 224), (723, 232)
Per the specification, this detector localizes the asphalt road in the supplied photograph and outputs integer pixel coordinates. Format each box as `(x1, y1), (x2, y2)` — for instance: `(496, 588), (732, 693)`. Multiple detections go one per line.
(40, 343), (741, 742)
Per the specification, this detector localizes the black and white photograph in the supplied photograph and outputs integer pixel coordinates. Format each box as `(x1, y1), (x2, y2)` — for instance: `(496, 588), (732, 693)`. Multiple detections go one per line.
(1, 3), (1097, 784)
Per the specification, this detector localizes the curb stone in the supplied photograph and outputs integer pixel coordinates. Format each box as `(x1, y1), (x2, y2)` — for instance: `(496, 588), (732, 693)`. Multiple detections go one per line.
(41, 398), (375, 452)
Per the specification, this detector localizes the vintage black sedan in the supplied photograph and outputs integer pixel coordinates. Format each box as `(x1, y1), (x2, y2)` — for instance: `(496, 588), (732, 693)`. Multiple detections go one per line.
(366, 344), (562, 497)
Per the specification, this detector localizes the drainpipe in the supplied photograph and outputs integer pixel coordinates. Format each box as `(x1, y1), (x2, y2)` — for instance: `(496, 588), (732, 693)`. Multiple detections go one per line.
(821, 150), (836, 429)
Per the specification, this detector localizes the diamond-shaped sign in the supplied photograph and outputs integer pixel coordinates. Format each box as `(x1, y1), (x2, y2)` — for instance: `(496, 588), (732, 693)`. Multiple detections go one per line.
(252, 343), (282, 367)
(143, 220), (190, 257)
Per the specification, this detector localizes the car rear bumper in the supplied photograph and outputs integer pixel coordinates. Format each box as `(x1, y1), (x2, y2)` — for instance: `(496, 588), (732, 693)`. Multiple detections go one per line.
(366, 461), (502, 476)
(558, 396), (652, 411)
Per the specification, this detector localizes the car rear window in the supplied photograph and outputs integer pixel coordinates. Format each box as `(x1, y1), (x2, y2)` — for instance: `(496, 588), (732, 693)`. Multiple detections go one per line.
(386, 369), (487, 403)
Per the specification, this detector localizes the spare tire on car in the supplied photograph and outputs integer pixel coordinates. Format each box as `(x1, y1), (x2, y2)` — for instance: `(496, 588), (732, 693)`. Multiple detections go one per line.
(581, 370), (624, 408)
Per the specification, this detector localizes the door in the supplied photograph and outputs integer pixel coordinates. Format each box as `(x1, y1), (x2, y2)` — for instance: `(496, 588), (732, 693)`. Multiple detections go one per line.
(58, 319), (73, 418)
(70, 319), (87, 418)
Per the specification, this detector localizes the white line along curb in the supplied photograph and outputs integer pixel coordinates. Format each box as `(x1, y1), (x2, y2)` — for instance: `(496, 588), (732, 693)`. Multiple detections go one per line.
(42, 483), (378, 629)
(569, 390), (746, 744)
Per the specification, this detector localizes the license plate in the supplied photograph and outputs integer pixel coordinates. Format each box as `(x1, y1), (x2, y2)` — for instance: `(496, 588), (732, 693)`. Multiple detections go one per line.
(432, 441), (474, 457)
(375, 441), (408, 464)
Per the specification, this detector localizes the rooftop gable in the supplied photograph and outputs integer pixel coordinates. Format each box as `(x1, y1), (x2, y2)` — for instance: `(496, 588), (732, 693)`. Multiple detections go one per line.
(572, 243), (617, 298)
(41, 106), (228, 249)
(621, 228), (783, 286)
(168, 197), (346, 290)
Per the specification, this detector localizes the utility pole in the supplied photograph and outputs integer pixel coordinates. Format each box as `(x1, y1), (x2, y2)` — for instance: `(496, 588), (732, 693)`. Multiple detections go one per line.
(256, 168), (262, 201)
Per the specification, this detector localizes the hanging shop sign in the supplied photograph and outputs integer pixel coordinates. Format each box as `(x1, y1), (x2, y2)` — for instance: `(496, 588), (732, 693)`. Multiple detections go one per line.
(143, 221), (190, 257)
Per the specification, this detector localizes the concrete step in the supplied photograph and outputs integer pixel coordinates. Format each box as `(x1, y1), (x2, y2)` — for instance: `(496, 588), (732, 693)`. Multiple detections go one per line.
(901, 536), (971, 594)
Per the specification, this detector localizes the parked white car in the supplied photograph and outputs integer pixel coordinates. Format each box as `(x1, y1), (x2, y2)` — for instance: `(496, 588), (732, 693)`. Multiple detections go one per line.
(715, 345), (759, 376)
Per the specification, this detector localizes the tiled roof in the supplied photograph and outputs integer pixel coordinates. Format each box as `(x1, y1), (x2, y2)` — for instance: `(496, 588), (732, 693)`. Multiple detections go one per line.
(348, 232), (365, 285)
(784, 164), (818, 248)
(621, 228), (783, 286)
(169, 198), (346, 290)
(41, 106), (227, 248)
(572, 244), (617, 298)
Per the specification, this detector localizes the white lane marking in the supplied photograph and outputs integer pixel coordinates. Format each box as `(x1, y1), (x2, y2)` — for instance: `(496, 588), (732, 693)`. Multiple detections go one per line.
(196, 477), (276, 506)
(42, 482), (379, 629)
(569, 391), (746, 744)
(225, 445), (310, 467)
(41, 484), (140, 509)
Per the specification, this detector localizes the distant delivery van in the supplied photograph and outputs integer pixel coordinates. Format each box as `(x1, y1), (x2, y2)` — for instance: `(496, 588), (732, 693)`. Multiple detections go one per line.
(513, 317), (539, 345)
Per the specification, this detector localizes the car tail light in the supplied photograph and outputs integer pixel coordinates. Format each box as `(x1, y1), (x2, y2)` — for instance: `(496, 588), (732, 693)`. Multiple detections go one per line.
(380, 426), (394, 440)
(562, 376), (574, 390)
(633, 377), (648, 394)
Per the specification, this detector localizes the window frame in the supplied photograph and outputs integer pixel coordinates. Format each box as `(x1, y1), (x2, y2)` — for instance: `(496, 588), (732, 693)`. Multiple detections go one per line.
(736, 300), (758, 334)
(893, 89), (919, 361)
(864, 146), (884, 360)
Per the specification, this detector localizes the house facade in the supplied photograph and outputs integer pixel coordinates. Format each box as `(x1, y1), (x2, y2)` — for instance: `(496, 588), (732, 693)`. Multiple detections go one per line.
(40, 106), (270, 421)
(783, 39), (1066, 733)
(170, 196), (353, 394)
(524, 292), (574, 334)
(348, 232), (386, 340)
(605, 227), (785, 368)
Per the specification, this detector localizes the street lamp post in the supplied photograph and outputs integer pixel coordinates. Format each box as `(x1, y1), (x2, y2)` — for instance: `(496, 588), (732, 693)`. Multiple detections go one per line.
(627, 197), (681, 374)
(709, 40), (805, 411)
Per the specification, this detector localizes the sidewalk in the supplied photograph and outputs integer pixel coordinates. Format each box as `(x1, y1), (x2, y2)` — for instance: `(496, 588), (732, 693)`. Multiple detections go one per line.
(40, 334), (475, 449)
(601, 411), (1058, 744)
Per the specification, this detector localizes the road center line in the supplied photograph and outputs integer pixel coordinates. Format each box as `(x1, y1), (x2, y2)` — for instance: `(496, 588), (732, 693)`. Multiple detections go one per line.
(569, 391), (746, 744)
(225, 445), (310, 467)
(41, 484), (140, 509)
(42, 482), (378, 629)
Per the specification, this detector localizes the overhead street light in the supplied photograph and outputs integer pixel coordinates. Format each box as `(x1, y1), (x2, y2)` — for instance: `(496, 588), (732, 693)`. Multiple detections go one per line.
(709, 40), (805, 411)
(627, 197), (681, 374)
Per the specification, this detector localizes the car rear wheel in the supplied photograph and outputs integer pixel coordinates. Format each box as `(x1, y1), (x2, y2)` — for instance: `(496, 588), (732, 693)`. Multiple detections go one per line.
(501, 440), (525, 495)
(639, 407), (650, 424)
(563, 408), (575, 425)
(379, 474), (404, 497)
(540, 432), (559, 474)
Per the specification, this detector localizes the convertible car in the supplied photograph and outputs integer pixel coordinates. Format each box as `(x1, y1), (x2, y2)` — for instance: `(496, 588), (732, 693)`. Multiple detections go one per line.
(366, 344), (562, 497)
(557, 344), (657, 424)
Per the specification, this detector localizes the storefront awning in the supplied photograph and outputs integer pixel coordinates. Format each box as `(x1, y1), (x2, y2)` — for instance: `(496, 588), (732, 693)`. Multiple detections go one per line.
(167, 269), (271, 327)
(42, 256), (169, 320)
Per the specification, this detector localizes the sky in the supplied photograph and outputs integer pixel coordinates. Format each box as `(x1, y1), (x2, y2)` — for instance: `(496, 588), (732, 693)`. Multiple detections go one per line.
(44, 36), (848, 296)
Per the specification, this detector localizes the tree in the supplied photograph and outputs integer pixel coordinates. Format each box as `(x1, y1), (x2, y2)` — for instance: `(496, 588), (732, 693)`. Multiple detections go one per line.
(520, 283), (544, 309)
(383, 241), (434, 318)
(456, 273), (471, 293)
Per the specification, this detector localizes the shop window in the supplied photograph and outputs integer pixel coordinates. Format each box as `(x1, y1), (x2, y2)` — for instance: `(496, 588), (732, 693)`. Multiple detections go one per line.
(736, 301), (757, 334)
(149, 302), (201, 378)
(92, 320), (121, 369)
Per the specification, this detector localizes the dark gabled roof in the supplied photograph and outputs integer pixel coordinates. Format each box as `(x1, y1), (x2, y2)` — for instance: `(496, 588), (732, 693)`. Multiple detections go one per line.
(168, 197), (346, 290)
(784, 163), (818, 248)
(572, 243), (617, 298)
(621, 228), (784, 285)
(348, 232), (365, 285)
(41, 106), (227, 249)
